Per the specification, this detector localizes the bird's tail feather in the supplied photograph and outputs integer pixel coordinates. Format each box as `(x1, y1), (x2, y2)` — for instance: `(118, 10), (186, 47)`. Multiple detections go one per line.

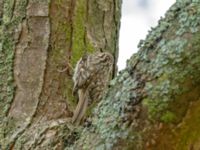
(72, 89), (88, 125)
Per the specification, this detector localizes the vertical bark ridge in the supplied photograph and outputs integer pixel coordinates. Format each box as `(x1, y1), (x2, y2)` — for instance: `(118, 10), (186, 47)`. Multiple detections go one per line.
(3, 0), (50, 148)
(33, 0), (74, 122)
(0, 0), (121, 148)
(0, 0), (29, 145)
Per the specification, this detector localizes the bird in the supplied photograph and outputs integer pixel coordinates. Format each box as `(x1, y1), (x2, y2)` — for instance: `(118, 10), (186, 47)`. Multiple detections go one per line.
(72, 52), (114, 124)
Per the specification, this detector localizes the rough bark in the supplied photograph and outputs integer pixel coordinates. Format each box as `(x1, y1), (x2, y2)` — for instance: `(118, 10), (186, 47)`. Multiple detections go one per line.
(1, 0), (200, 150)
(67, 1), (200, 150)
(0, 0), (121, 149)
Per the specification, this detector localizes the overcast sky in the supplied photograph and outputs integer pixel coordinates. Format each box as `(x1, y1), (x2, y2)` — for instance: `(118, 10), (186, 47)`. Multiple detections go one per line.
(118, 0), (176, 70)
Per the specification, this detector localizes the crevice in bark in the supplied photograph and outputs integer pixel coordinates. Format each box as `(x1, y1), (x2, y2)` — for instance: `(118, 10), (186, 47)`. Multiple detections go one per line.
(1, 0), (122, 148)
(83, 0), (89, 52)
(112, 0), (120, 75)
(10, 0), (16, 20)
(102, 11), (108, 50)
(0, 0), (3, 19)
(5, 0), (50, 148)
(31, 0), (74, 124)
(68, 0), (76, 61)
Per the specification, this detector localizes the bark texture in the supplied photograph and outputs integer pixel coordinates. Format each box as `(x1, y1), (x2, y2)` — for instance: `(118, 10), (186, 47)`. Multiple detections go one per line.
(67, 1), (200, 150)
(1, 0), (200, 149)
(0, 0), (121, 149)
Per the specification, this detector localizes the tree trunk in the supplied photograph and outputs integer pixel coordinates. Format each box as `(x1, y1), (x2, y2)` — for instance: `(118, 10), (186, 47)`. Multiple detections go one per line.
(0, 0), (121, 149)
(67, 1), (200, 150)
(1, 0), (200, 150)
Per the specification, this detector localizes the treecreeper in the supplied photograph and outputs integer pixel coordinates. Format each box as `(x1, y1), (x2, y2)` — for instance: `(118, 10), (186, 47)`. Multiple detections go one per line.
(72, 52), (114, 124)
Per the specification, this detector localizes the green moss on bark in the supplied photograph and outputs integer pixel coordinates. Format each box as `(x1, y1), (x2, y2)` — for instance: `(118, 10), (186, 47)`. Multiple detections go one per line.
(0, 0), (28, 146)
(0, 0), (28, 116)
(67, 2), (200, 149)
(174, 100), (200, 149)
(71, 0), (94, 66)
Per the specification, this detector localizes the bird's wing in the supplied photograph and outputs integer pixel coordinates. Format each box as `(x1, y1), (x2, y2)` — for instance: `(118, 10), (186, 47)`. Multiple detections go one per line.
(73, 55), (92, 93)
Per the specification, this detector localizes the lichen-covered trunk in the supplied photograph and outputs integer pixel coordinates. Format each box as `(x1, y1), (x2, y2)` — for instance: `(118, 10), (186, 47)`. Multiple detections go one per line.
(67, 1), (200, 150)
(0, 0), (121, 149)
(2, 0), (200, 150)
